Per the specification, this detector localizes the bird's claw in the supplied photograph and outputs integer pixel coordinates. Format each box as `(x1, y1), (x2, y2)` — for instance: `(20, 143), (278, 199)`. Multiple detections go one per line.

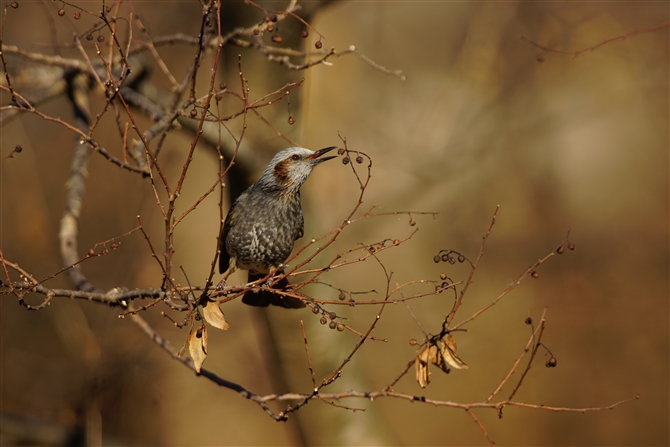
(264, 264), (289, 287)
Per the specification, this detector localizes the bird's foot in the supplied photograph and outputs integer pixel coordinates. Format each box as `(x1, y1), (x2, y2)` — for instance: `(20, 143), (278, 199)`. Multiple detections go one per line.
(265, 265), (289, 287)
(215, 278), (227, 291)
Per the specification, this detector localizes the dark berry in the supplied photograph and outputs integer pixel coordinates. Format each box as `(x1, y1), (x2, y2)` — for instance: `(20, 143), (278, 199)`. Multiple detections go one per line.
(315, 40), (322, 49)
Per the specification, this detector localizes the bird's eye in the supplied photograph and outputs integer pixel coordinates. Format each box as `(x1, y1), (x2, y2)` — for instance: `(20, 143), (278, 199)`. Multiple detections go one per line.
(291, 154), (300, 161)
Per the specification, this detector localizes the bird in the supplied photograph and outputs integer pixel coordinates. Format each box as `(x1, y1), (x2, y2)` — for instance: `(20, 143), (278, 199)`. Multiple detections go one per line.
(218, 146), (337, 308)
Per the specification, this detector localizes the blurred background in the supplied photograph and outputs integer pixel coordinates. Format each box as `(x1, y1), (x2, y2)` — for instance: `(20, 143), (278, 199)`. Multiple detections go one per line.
(1, 1), (668, 445)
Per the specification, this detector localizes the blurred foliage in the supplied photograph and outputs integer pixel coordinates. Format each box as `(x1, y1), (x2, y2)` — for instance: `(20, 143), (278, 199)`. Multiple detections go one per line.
(1, 1), (668, 446)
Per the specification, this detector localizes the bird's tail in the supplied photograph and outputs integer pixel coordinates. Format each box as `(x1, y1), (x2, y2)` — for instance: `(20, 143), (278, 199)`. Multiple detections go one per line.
(242, 273), (306, 309)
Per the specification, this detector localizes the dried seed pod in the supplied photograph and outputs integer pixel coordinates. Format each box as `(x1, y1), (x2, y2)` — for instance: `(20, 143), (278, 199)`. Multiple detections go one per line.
(531, 270), (539, 279)
(433, 255), (440, 263)
(74, 11), (81, 19)
(355, 155), (363, 164)
(319, 316), (327, 325)
(14, 145), (22, 153)
(568, 243), (575, 250)
(315, 40), (323, 49)
(288, 116), (295, 125)
(271, 34), (283, 43)
(557, 246), (565, 254)
(337, 147), (345, 155)
(457, 254), (465, 263)
(441, 254), (449, 262)
(86, 34), (93, 41)
(409, 338), (417, 346)
(338, 292), (346, 301)
(336, 323), (345, 332)
(439, 273), (447, 280)
(97, 35), (105, 43)
(58, 9), (65, 16)
(342, 157), (350, 165)
(409, 219), (416, 226)
(311, 306), (320, 314)
(545, 357), (557, 368)
(329, 321), (336, 329)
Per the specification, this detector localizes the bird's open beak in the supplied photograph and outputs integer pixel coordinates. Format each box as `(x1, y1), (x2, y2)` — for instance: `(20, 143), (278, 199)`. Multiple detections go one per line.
(307, 146), (338, 163)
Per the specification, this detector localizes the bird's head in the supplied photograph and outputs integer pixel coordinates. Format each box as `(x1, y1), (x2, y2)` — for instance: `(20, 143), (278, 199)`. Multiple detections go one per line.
(256, 146), (337, 195)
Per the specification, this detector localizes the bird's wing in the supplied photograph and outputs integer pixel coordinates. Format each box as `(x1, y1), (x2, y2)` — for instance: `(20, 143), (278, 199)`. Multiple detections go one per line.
(295, 191), (304, 240)
(296, 221), (304, 240)
(218, 205), (235, 274)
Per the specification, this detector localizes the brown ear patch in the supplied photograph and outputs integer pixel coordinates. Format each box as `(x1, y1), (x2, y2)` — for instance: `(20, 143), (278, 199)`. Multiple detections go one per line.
(274, 159), (290, 185)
